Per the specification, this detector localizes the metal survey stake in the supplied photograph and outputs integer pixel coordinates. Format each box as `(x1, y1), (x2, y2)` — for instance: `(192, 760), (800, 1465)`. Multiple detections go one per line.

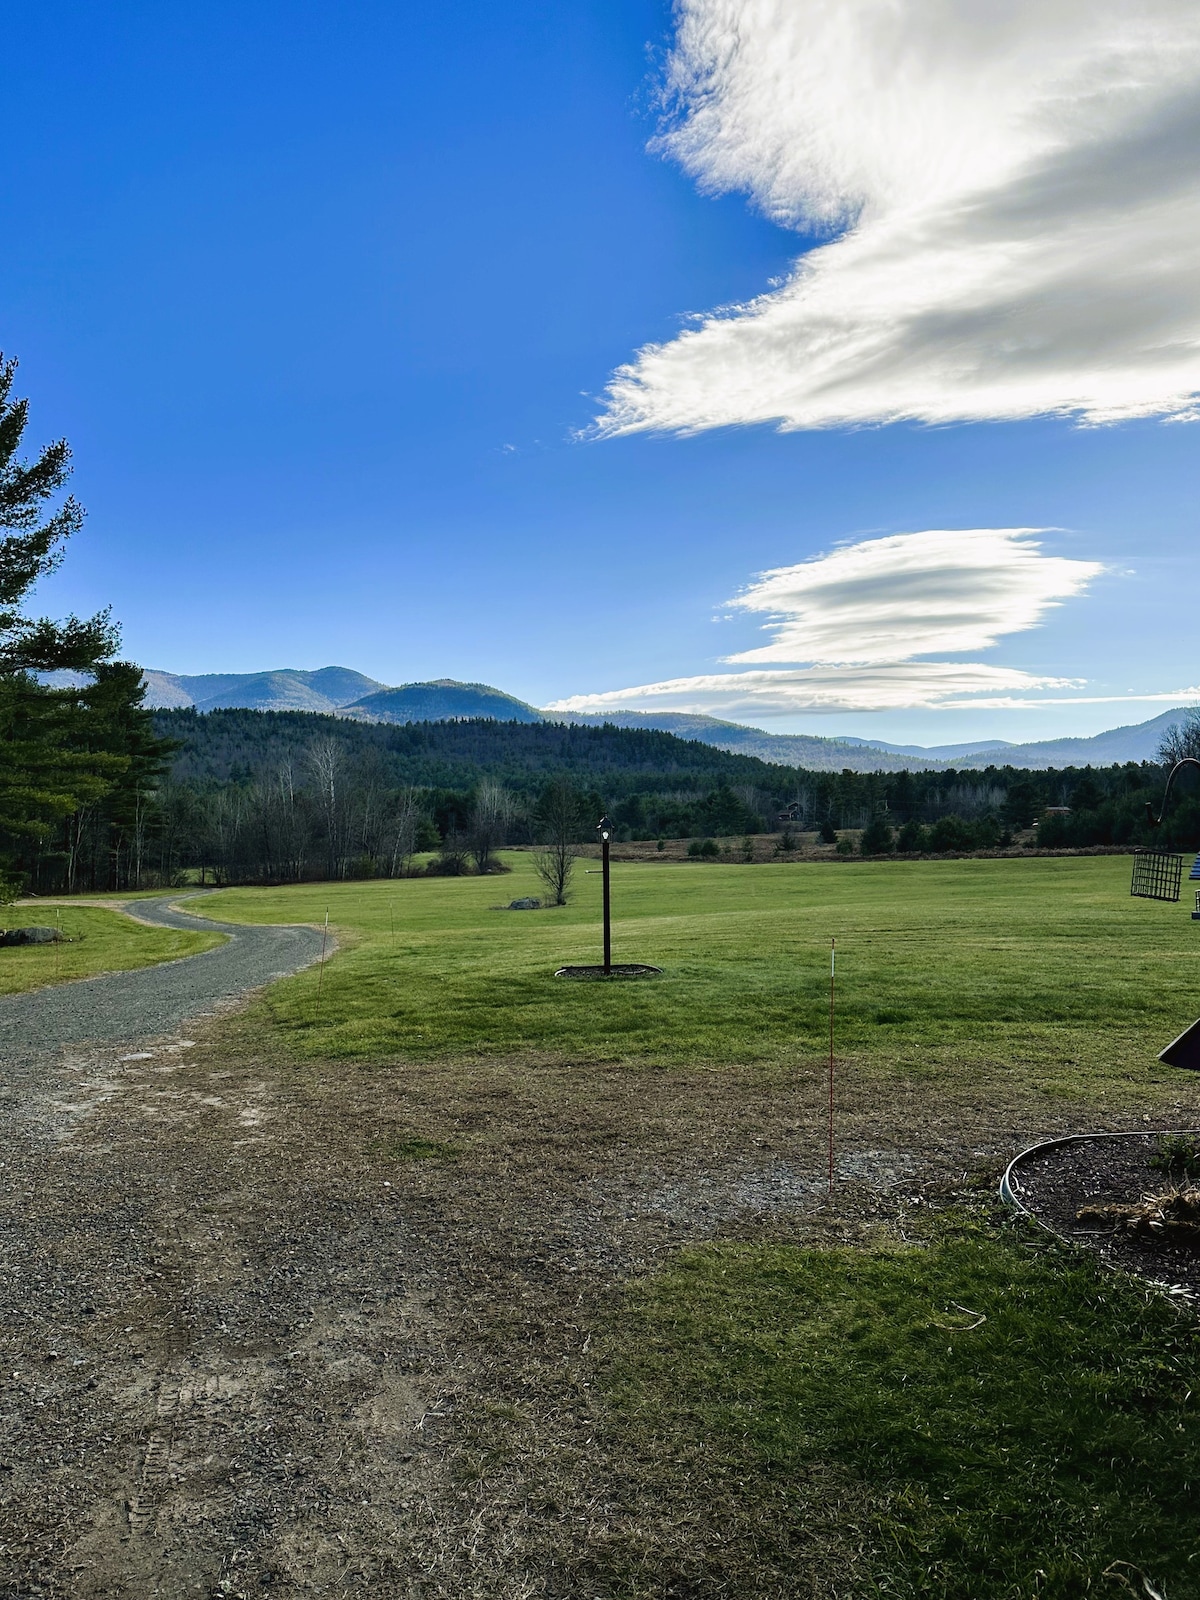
(828, 938), (836, 1195)
(315, 909), (329, 1022)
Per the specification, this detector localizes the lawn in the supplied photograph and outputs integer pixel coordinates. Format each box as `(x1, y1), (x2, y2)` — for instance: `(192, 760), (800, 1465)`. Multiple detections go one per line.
(21, 857), (1200, 1596)
(0, 902), (223, 995)
(197, 853), (1197, 1091)
(608, 1211), (1200, 1599)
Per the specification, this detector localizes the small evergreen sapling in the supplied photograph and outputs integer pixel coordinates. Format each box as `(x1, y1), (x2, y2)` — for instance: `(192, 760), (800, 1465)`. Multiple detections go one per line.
(859, 814), (895, 856)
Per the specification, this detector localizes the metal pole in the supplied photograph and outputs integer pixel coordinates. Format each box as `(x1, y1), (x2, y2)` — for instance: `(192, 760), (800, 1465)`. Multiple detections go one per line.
(315, 909), (329, 1022)
(602, 836), (612, 975)
(827, 937), (836, 1196)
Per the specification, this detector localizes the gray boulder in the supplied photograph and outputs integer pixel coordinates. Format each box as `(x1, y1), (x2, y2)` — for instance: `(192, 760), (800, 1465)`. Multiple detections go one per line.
(0, 926), (63, 947)
(507, 898), (541, 911)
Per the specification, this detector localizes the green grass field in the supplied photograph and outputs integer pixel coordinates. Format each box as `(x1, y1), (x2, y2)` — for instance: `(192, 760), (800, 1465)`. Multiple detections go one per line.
(610, 1212), (1200, 1599)
(0, 903), (223, 996)
(198, 853), (1197, 1089)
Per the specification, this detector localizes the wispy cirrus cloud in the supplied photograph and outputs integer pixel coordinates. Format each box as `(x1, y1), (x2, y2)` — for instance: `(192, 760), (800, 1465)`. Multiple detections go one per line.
(596, 0), (1200, 434)
(545, 528), (1106, 716)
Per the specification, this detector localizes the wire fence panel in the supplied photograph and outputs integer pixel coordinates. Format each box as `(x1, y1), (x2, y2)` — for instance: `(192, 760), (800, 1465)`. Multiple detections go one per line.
(1131, 848), (1183, 902)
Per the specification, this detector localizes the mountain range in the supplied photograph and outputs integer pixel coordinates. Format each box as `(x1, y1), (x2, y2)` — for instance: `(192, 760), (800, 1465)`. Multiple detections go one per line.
(142, 666), (388, 713)
(140, 667), (1193, 773)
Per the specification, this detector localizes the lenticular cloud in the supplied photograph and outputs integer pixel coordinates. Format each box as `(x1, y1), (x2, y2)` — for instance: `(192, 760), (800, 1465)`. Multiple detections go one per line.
(597, 0), (1200, 433)
(727, 529), (1101, 665)
(545, 528), (1104, 716)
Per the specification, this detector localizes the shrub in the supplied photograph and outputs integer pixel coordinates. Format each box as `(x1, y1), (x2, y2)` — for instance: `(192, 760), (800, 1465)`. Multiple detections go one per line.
(818, 818), (839, 845)
(425, 849), (468, 876)
(687, 838), (719, 858)
(897, 819), (927, 853)
(860, 815), (895, 856)
(927, 814), (978, 853)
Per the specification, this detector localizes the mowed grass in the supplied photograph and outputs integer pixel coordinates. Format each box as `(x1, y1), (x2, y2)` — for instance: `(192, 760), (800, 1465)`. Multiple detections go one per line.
(197, 854), (1197, 1085)
(0, 903), (223, 996)
(609, 1217), (1200, 1599)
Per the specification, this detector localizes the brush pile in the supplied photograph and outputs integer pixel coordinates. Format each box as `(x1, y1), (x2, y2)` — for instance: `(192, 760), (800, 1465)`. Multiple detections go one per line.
(1077, 1187), (1200, 1247)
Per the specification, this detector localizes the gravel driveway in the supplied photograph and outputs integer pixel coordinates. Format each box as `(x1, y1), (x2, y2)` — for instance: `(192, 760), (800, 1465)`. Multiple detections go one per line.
(0, 893), (325, 1066)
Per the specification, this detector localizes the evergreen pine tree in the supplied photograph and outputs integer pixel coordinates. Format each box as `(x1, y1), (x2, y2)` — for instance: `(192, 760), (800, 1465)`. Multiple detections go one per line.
(0, 355), (165, 898)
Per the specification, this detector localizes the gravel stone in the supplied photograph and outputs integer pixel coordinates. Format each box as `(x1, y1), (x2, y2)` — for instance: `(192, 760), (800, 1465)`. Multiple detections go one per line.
(0, 893), (324, 1068)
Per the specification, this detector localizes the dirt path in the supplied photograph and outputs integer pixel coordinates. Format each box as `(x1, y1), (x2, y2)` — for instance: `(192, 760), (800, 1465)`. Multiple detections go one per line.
(2, 987), (1180, 1599)
(0, 895), (325, 1067)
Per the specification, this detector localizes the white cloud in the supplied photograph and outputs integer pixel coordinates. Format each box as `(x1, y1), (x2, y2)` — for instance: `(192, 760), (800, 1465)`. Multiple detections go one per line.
(546, 526), (1106, 716)
(597, 0), (1200, 433)
(725, 528), (1100, 663)
(547, 661), (1080, 717)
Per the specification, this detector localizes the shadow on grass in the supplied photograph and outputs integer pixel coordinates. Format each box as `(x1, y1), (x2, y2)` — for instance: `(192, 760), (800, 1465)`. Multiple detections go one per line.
(603, 1211), (1199, 1598)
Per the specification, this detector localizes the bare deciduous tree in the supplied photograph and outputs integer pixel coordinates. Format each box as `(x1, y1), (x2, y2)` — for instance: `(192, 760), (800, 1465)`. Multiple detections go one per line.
(274, 760), (311, 882)
(306, 737), (352, 879)
(206, 787), (246, 885)
(1158, 708), (1200, 767)
(468, 780), (515, 874)
(532, 778), (583, 905)
(435, 827), (471, 875)
(388, 786), (422, 878)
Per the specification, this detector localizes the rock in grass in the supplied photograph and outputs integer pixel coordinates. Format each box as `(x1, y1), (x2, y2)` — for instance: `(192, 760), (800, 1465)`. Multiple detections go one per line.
(0, 927), (63, 947)
(507, 898), (541, 911)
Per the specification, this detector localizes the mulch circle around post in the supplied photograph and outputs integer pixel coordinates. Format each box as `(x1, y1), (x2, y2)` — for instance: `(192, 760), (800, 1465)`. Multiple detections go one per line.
(554, 963), (662, 980)
(1002, 1130), (1200, 1294)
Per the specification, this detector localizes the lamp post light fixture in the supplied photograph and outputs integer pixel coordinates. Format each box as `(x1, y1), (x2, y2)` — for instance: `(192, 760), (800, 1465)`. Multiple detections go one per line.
(597, 814), (613, 975)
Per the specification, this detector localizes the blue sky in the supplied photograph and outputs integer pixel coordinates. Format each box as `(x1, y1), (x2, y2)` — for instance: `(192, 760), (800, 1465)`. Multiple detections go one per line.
(6, 0), (1199, 745)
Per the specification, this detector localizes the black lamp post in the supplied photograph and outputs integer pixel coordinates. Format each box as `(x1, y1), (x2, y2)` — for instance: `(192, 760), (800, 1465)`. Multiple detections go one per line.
(597, 814), (612, 975)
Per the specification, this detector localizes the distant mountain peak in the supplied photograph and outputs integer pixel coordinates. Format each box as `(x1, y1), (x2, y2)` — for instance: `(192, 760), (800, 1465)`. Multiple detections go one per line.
(341, 680), (542, 724)
(142, 666), (387, 714)
(138, 666), (1196, 772)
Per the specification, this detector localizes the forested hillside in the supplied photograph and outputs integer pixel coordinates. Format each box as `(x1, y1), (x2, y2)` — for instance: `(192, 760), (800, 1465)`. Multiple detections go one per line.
(155, 708), (801, 792)
(97, 706), (1200, 891)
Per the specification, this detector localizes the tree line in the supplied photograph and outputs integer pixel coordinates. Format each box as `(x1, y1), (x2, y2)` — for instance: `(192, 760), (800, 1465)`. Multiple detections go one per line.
(24, 713), (1189, 894)
(12, 706), (1200, 896)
